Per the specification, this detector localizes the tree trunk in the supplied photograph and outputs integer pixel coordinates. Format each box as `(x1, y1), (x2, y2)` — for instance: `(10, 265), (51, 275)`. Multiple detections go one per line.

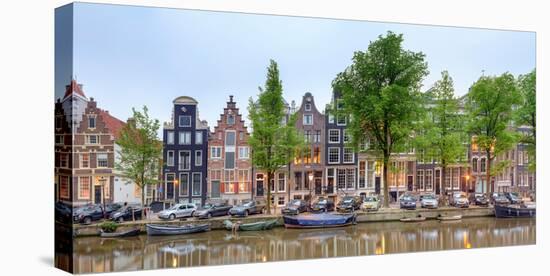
(441, 164), (447, 206)
(486, 150), (492, 198)
(266, 171), (272, 215)
(141, 184), (146, 221)
(382, 155), (390, 208)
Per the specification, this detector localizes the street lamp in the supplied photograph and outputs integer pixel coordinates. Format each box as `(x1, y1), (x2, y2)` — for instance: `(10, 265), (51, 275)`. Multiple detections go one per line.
(308, 172), (314, 202)
(465, 175), (470, 192)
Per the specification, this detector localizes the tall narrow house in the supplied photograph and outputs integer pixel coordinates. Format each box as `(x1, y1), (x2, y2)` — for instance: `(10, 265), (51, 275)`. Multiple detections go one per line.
(208, 96), (252, 205)
(162, 96), (209, 206)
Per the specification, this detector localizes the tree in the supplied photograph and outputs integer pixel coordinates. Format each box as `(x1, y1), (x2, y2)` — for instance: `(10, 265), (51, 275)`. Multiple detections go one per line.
(333, 32), (428, 208)
(248, 60), (302, 214)
(466, 73), (520, 197)
(416, 71), (467, 198)
(116, 106), (162, 216)
(515, 69), (536, 172)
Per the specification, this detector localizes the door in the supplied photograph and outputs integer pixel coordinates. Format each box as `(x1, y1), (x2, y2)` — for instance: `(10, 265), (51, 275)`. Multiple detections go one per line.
(94, 186), (102, 204)
(211, 181), (220, 198)
(315, 178), (322, 195)
(256, 180), (264, 197)
(407, 175), (414, 191)
(375, 177), (381, 195)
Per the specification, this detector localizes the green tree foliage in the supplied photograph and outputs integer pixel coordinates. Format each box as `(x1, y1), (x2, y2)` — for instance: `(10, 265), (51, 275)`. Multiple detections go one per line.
(248, 60), (303, 214)
(466, 73), (520, 196)
(416, 71), (466, 196)
(515, 69), (536, 172)
(333, 32), (428, 207)
(116, 106), (162, 212)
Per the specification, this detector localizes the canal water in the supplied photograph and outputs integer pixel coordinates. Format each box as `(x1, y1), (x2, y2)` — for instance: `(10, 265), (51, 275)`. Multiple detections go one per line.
(71, 217), (535, 273)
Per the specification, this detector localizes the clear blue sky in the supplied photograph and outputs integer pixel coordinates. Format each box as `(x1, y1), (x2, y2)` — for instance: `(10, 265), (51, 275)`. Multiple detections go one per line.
(57, 2), (535, 137)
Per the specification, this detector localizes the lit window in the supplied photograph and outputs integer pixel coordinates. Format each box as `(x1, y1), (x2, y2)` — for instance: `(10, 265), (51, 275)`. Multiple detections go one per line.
(81, 153), (90, 168)
(78, 176), (90, 199)
(59, 176), (70, 199)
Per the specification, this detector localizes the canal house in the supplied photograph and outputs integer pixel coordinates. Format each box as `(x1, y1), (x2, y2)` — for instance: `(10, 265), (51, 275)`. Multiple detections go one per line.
(207, 95), (252, 206)
(162, 96), (209, 206)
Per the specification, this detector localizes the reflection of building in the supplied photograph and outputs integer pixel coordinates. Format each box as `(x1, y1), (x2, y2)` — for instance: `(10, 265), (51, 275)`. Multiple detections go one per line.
(54, 79), (125, 206)
(162, 96), (209, 206)
(290, 92), (326, 202)
(207, 96), (252, 205)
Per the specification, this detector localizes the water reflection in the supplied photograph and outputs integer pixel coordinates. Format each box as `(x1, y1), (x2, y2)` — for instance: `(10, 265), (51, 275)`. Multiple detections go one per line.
(73, 218), (535, 273)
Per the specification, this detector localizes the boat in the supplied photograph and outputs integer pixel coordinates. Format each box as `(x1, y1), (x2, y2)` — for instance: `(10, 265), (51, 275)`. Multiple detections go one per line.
(100, 228), (141, 238)
(494, 204), (536, 218)
(399, 215), (426, 222)
(437, 215), (462, 221)
(146, 223), (210, 236)
(223, 219), (278, 231)
(283, 213), (356, 229)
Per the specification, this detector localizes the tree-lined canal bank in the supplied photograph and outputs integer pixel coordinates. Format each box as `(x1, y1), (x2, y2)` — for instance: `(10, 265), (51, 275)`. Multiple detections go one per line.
(71, 217), (535, 273)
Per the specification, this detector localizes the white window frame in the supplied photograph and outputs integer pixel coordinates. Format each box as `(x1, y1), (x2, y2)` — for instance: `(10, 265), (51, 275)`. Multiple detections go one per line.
(179, 150), (191, 171)
(86, 135), (99, 145)
(55, 135), (64, 145)
(328, 129), (340, 144)
(80, 153), (90, 169)
(195, 131), (203, 145)
(166, 150), (174, 166)
(96, 153), (108, 168)
(303, 114), (313, 125)
(238, 146), (250, 159)
(179, 115), (191, 127)
(210, 146), (222, 159)
(336, 115), (347, 126)
(195, 150), (202, 166)
(59, 175), (70, 199)
(277, 172), (286, 192)
(192, 172), (202, 197)
(343, 147), (354, 164)
(88, 116), (96, 129)
(328, 147), (340, 164)
(166, 131), (174, 145)
(78, 176), (91, 200)
(179, 172), (189, 196)
(305, 103), (312, 111)
(179, 131), (191, 145)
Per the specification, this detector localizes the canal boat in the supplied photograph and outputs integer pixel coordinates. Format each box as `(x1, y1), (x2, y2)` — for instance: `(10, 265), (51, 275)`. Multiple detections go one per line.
(146, 223), (210, 236)
(494, 204), (536, 218)
(100, 228), (141, 238)
(223, 219), (278, 231)
(399, 215), (426, 222)
(437, 215), (462, 221)
(283, 213), (356, 229)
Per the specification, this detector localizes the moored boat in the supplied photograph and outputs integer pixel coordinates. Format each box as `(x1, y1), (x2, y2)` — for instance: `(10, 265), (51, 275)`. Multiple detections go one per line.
(437, 215), (462, 221)
(223, 219), (278, 231)
(400, 216), (426, 222)
(100, 228), (141, 238)
(146, 223), (210, 236)
(283, 213), (356, 229)
(494, 204), (536, 218)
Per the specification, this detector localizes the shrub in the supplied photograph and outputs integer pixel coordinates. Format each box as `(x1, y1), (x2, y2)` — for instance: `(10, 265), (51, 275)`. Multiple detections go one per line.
(100, 221), (119, 233)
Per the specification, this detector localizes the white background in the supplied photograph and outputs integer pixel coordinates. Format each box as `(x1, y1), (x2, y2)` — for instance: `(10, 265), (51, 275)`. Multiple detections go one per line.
(0, 0), (547, 275)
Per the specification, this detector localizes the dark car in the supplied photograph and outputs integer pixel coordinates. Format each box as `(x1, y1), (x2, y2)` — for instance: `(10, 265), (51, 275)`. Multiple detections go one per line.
(229, 200), (266, 217)
(281, 199), (309, 215)
(504, 192), (522, 204)
(55, 202), (73, 224)
(194, 202), (233, 219)
(399, 195), (417, 210)
(74, 203), (123, 224)
(336, 196), (362, 213)
(110, 205), (143, 222)
(492, 193), (511, 206)
(469, 193), (489, 206)
(310, 198), (335, 213)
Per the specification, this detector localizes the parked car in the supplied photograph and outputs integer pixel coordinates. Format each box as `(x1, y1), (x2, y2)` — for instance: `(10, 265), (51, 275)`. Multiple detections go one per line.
(399, 195), (417, 210)
(361, 196), (381, 211)
(492, 193), (511, 206)
(194, 202), (233, 219)
(55, 201), (73, 224)
(504, 192), (522, 204)
(420, 194), (439, 209)
(111, 205), (143, 222)
(336, 196), (362, 212)
(158, 203), (197, 220)
(281, 199), (309, 215)
(310, 198), (335, 213)
(450, 192), (469, 208)
(469, 193), (489, 206)
(229, 200), (266, 217)
(74, 203), (123, 224)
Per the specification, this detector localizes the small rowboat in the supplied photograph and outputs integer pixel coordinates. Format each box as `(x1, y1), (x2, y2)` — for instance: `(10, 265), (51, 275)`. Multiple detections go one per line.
(223, 219), (278, 231)
(283, 213), (356, 229)
(437, 215), (462, 221)
(146, 223), (210, 236)
(100, 228), (141, 238)
(400, 216), (426, 222)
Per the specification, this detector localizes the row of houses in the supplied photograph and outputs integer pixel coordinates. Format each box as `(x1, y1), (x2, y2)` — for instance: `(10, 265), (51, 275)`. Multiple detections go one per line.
(54, 80), (535, 208)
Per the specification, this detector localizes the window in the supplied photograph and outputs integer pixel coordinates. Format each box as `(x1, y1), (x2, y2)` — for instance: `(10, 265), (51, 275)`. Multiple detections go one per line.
(166, 131), (174, 144)
(472, 158), (478, 172)
(303, 114), (313, 125)
(328, 147), (340, 164)
(80, 153), (90, 168)
(55, 135), (64, 145)
(343, 147), (354, 163)
(336, 115), (347, 126)
(367, 161), (375, 188)
(313, 147), (321, 164)
(59, 176), (70, 199)
(278, 196), (285, 206)
(97, 153), (108, 168)
(278, 173), (286, 192)
(225, 152), (235, 169)
(359, 161), (366, 189)
(59, 153), (69, 168)
(167, 151), (174, 166)
(192, 173), (202, 196)
(195, 131), (203, 144)
(88, 116), (96, 129)
(195, 150), (202, 166)
(239, 131), (244, 141)
(179, 151), (191, 170)
(179, 132), (191, 145)
(225, 131), (236, 146)
(337, 169), (346, 189)
(346, 168), (355, 189)
(227, 114), (235, 125)
(417, 170), (424, 190)
(480, 158), (486, 172)
(314, 130), (321, 143)
(328, 129), (340, 143)
(343, 130), (350, 143)
(86, 135), (98, 144)
(179, 115), (191, 127)
(238, 169), (249, 192)
(210, 170), (221, 198)
(179, 173), (189, 196)
(224, 170), (235, 193)
(328, 113), (335, 124)
(55, 116), (62, 129)
(425, 170), (433, 190)
(304, 130), (311, 142)
(78, 176), (90, 199)
(294, 172), (302, 190)
(305, 103), (312, 111)
(238, 147), (250, 159)
(211, 147), (222, 159)
(166, 174), (175, 199)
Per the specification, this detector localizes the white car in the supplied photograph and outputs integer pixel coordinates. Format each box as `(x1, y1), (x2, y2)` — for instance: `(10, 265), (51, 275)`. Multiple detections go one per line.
(158, 203), (197, 220)
(420, 194), (439, 209)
